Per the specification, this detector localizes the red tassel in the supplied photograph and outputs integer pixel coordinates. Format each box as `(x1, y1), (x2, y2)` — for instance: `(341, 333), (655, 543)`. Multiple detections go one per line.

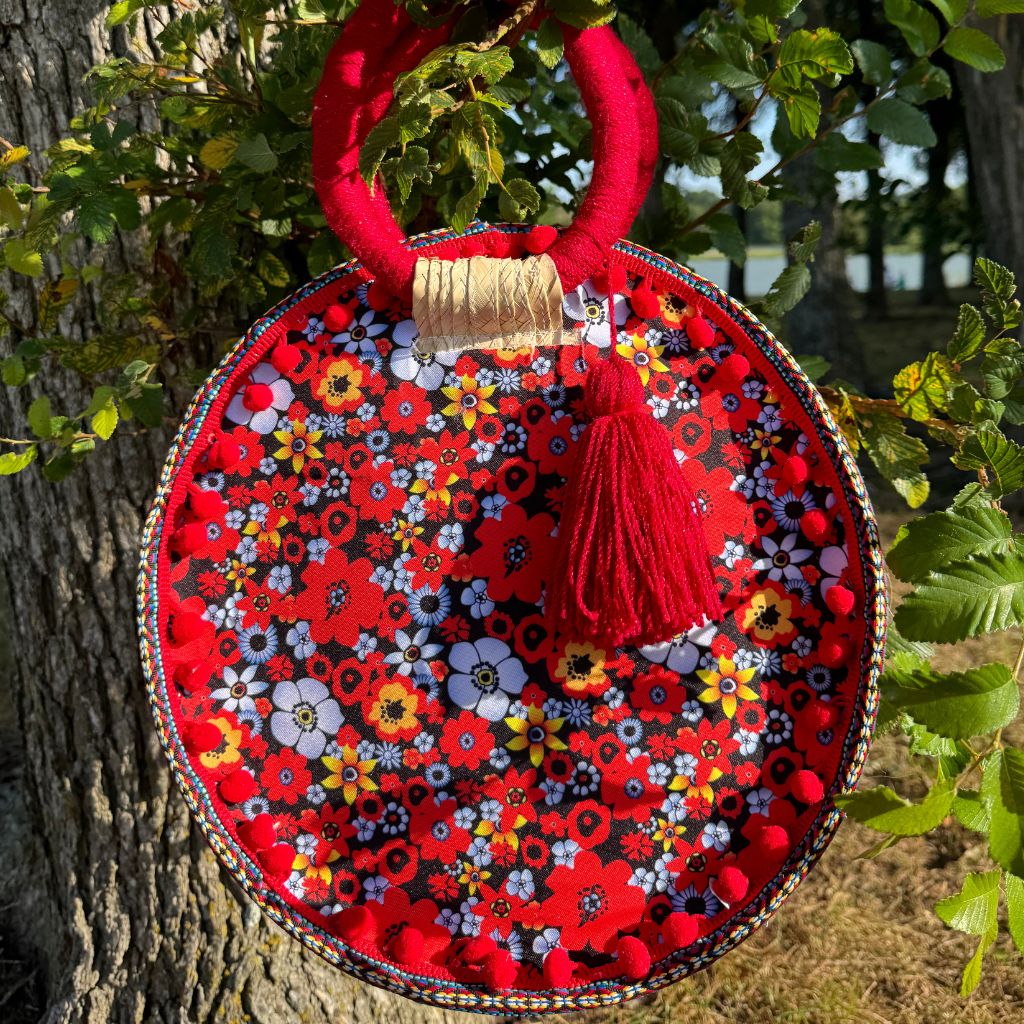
(547, 356), (722, 648)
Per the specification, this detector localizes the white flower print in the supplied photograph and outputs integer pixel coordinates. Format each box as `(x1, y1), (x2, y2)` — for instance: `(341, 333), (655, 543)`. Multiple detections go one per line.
(753, 532), (813, 583)
(389, 318), (458, 390)
(269, 677), (342, 758)
(562, 283), (629, 348)
(384, 627), (444, 677)
(210, 664), (267, 713)
(820, 544), (849, 596)
(640, 620), (717, 675)
(224, 361), (294, 434)
(447, 637), (527, 721)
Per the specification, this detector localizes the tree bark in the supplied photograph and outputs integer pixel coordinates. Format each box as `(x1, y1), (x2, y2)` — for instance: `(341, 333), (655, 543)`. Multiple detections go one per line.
(957, 14), (1024, 305)
(0, 4), (491, 1023)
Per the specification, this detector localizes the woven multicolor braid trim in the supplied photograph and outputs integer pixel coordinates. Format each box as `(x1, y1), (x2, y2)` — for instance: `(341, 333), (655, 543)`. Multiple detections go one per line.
(138, 223), (887, 1014)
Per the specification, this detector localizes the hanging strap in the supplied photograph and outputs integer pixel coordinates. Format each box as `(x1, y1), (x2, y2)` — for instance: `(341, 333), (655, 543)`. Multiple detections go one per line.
(311, 0), (659, 305)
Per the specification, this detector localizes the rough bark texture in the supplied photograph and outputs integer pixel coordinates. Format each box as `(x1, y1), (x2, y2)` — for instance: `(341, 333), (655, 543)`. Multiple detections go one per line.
(957, 15), (1024, 309)
(0, 4), (493, 1022)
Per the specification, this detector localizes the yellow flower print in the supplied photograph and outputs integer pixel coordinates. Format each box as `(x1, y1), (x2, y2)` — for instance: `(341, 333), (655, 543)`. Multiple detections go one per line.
(696, 655), (758, 719)
(554, 641), (609, 698)
(506, 704), (567, 767)
(272, 420), (323, 473)
(315, 358), (364, 412)
(750, 428), (782, 459)
(457, 860), (491, 895)
(656, 290), (696, 328)
(738, 584), (798, 646)
(393, 518), (424, 551)
(652, 817), (687, 853)
(475, 817), (521, 851)
(322, 746), (378, 805)
(199, 717), (243, 770)
(366, 681), (421, 739)
(615, 332), (668, 385)
(441, 374), (497, 429)
(225, 559), (257, 591)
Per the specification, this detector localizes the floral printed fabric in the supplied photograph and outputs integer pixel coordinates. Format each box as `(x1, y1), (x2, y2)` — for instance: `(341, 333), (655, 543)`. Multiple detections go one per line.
(161, 252), (870, 986)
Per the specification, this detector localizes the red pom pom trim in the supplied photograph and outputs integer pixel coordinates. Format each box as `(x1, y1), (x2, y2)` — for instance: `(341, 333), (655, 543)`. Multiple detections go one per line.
(334, 904), (373, 943)
(780, 454), (809, 487)
(663, 912), (699, 948)
(171, 522), (209, 557)
(714, 353), (750, 389)
(389, 926), (425, 965)
(712, 865), (749, 905)
(168, 610), (208, 647)
(525, 225), (558, 254)
(615, 936), (651, 980)
(825, 585), (855, 617)
(366, 280), (393, 311)
(186, 484), (226, 520)
(820, 638), (849, 668)
(687, 314), (716, 349)
(219, 770), (256, 804)
(242, 382), (274, 413)
(543, 947), (574, 988)
(238, 813), (277, 851)
(172, 660), (212, 693)
(323, 303), (353, 333)
(791, 769), (825, 804)
(207, 436), (241, 471)
(259, 843), (296, 880)
(270, 343), (301, 375)
(630, 282), (661, 319)
(482, 949), (518, 991)
(800, 508), (829, 543)
(183, 720), (222, 755)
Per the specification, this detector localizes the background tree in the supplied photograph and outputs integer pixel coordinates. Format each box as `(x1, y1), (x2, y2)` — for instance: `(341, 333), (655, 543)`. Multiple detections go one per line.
(3, 0), (1024, 1020)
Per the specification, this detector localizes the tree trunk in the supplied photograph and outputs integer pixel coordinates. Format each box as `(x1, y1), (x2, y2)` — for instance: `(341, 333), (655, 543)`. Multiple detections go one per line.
(863, 134), (888, 317)
(918, 87), (957, 307)
(0, 5), (490, 1023)
(958, 14), (1024, 304)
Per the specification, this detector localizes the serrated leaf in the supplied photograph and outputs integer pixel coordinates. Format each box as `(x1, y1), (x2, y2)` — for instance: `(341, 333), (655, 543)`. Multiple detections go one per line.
(27, 396), (52, 439)
(359, 114), (402, 187)
(896, 59), (954, 102)
(255, 251), (289, 288)
(815, 134), (884, 172)
(936, 869), (1001, 934)
(990, 749), (1024, 876)
(763, 263), (811, 315)
(944, 26), (1006, 71)
(0, 145), (30, 171)
(91, 396), (118, 441)
(779, 84), (822, 138)
(861, 411), (930, 508)
(894, 549), (1024, 642)
(852, 39), (893, 85)
(867, 96), (937, 147)
(189, 219), (235, 278)
(617, 13), (660, 78)
(776, 28), (853, 86)
(1005, 872), (1024, 955)
(535, 18), (564, 68)
(882, 663), (1020, 739)
(893, 351), (954, 420)
(199, 135), (239, 170)
(502, 178), (541, 218)
(974, 257), (1022, 333)
(788, 221), (822, 263)
(124, 382), (163, 428)
(884, 0), (941, 56)
(3, 239), (43, 277)
(0, 448), (37, 475)
(658, 98), (709, 164)
(953, 790), (991, 834)
(887, 505), (1012, 582)
(978, 0), (1024, 12)
(708, 213), (747, 267)
(795, 353), (830, 382)
(953, 429), (1024, 498)
(835, 778), (956, 835)
(234, 134), (277, 173)
(719, 132), (765, 209)
(948, 304), (987, 362)
(928, 0), (968, 23)
(980, 348), (1024, 400)
(547, 0), (616, 29)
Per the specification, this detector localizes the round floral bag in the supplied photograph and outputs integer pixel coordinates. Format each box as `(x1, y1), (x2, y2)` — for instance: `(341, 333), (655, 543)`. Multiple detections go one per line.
(138, 1), (886, 1014)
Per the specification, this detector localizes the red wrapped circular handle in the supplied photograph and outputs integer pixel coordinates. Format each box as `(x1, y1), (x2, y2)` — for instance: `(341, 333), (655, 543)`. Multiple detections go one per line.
(312, 0), (658, 303)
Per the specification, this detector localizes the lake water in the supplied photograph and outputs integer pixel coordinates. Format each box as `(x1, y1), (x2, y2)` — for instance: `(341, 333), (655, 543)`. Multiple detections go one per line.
(687, 251), (972, 298)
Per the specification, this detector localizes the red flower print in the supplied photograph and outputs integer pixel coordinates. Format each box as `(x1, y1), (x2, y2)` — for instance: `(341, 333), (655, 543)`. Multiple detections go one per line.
(472, 883), (533, 939)
(405, 537), (455, 591)
(237, 577), (283, 630)
(632, 667), (687, 722)
(542, 850), (646, 952)
(349, 459), (405, 522)
(260, 749), (311, 805)
(375, 838), (419, 886)
(440, 710), (494, 770)
(382, 380), (430, 434)
(565, 799), (612, 850)
(365, 886), (451, 964)
(298, 804), (356, 864)
(671, 413), (712, 458)
(601, 753), (662, 823)
(483, 767), (544, 832)
(679, 459), (749, 558)
(527, 413), (576, 477)
(412, 796), (472, 862)
(295, 550), (384, 646)
(416, 430), (476, 494)
(470, 503), (556, 603)
(675, 718), (740, 788)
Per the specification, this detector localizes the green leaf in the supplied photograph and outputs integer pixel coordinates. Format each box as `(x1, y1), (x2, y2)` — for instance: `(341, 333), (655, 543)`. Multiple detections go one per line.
(893, 351), (954, 420)
(0, 447), (38, 475)
(928, 0), (968, 23)
(91, 394), (118, 441)
(762, 263), (811, 316)
(3, 238), (43, 277)
(944, 27), (1007, 71)
(851, 39), (893, 85)
(501, 178), (541, 219)
(887, 505), (1012, 582)
(234, 134), (278, 173)
(948, 304), (987, 362)
(974, 257), (1022, 333)
(893, 549), (1024, 642)
(815, 134), (884, 172)
(978, 0), (1024, 12)
(896, 59), (954, 102)
(779, 83), (822, 138)
(255, 251), (290, 288)
(124, 382), (163, 428)
(936, 868), (1001, 935)
(866, 97), (937, 147)
(719, 132), (766, 209)
(535, 18), (564, 69)
(835, 778), (956, 835)
(199, 135), (239, 170)
(860, 411), (930, 508)
(189, 219), (235, 278)
(795, 354), (830, 382)
(1005, 872), (1024, 955)
(884, 0), (941, 56)
(617, 13), (660, 78)
(960, 931), (995, 997)
(953, 790), (991, 833)
(708, 213), (747, 267)
(548, 0), (616, 29)
(787, 220), (822, 263)
(882, 663), (1020, 739)
(777, 29), (853, 86)
(989, 749), (1024, 876)
(27, 396), (52, 439)
(359, 114), (402, 187)
(953, 429), (1024, 498)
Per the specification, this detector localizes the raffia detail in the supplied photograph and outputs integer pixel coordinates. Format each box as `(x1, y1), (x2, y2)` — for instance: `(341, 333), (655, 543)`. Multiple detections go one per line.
(411, 253), (571, 353)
